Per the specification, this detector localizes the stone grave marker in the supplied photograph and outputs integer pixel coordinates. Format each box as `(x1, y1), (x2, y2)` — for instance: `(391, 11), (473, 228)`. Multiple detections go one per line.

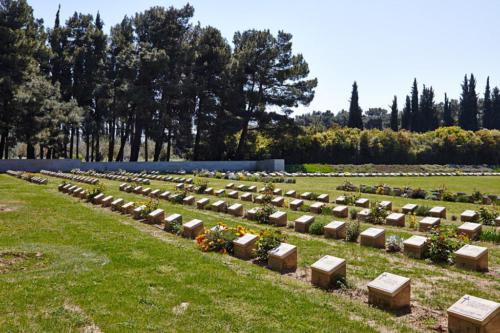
(311, 255), (346, 289)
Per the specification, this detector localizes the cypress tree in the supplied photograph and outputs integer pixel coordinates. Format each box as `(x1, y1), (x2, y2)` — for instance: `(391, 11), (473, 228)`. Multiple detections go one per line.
(420, 85), (437, 131)
(492, 87), (500, 130)
(401, 95), (411, 130)
(347, 81), (363, 129)
(443, 93), (454, 126)
(482, 77), (494, 129)
(390, 95), (398, 131)
(410, 78), (419, 131)
(458, 75), (469, 130)
(468, 74), (479, 130)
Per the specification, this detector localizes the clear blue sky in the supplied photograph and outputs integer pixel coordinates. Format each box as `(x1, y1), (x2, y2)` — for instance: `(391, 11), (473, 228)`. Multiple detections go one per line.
(30, 0), (500, 114)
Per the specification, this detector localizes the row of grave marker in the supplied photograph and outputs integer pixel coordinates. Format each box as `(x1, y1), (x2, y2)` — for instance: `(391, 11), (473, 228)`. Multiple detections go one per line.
(71, 169), (151, 185)
(41, 170), (99, 185)
(121, 183), (491, 273)
(61, 181), (499, 331)
(5, 170), (47, 184)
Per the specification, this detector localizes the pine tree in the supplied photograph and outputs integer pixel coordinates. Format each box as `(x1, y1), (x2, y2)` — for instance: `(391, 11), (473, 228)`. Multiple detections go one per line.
(390, 96), (398, 131)
(482, 77), (494, 129)
(410, 79), (419, 131)
(492, 87), (500, 130)
(443, 93), (454, 126)
(347, 81), (363, 129)
(459, 74), (479, 130)
(419, 85), (438, 131)
(401, 95), (411, 130)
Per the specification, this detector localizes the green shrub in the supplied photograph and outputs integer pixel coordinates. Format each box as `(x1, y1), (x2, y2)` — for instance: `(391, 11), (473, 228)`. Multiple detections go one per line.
(478, 207), (498, 226)
(427, 226), (468, 263)
(367, 203), (387, 225)
(414, 205), (431, 216)
(349, 208), (359, 220)
(321, 206), (333, 215)
(479, 229), (500, 243)
(255, 229), (286, 261)
(255, 205), (276, 225)
(309, 221), (327, 235)
(346, 221), (360, 242)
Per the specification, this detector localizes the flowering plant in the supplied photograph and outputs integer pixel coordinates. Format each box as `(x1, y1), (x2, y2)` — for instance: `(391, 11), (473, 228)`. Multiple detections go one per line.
(196, 223), (255, 254)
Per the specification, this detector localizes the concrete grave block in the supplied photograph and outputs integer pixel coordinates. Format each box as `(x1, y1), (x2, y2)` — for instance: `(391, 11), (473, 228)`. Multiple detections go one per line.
(355, 198), (370, 208)
(269, 211), (287, 227)
(268, 243), (297, 273)
(273, 188), (283, 196)
(147, 208), (165, 224)
(211, 200), (227, 213)
(215, 189), (225, 196)
(386, 213), (405, 227)
(133, 205), (146, 219)
(454, 244), (488, 272)
(182, 219), (204, 239)
(332, 205), (348, 218)
(245, 207), (259, 220)
(360, 227), (385, 248)
(285, 190), (296, 198)
(403, 235), (427, 259)
(240, 192), (253, 201)
(419, 217), (440, 232)
(317, 194), (329, 203)
(196, 198), (209, 209)
(458, 222), (482, 240)
(379, 201), (392, 210)
(183, 195), (195, 205)
(310, 202), (325, 214)
(357, 209), (371, 222)
(367, 272), (411, 310)
(294, 215), (315, 233)
(311, 255), (346, 289)
(101, 195), (114, 207)
(447, 295), (499, 333)
(111, 198), (124, 211)
(271, 196), (284, 207)
(429, 206), (446, 218)
(227, 191), (238, 199)
(159, 191), (171, 200)
(133, 186), (143, 194)
(121, 201), (135, 214)
(247, 185), (257, 193)
(289, 199), (304, 211)
(233, 233), (259, 260)
(149, 189), (161, 198)
(204, 187), (214, 195)
(300, 192), (312, 200)
(324, 221), (346, 239)
(92, 193), (105, 205)
(164, 213), (182, 230)
(141, 188), (152, 195)
(402, 203), (418, 214)
(225, 183), (234, 189)
(228, 203), (244, 217)
(461, 210), (479, 222)
(119, 183), (128, 191)
(335, 196), (347, 205)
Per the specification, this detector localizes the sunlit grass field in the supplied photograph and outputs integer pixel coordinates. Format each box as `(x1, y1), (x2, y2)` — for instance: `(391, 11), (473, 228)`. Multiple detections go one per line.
(0, 173), (498, 332)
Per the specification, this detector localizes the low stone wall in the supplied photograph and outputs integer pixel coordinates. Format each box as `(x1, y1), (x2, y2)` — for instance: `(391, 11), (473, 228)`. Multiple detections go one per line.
(0, 159), (285, 173)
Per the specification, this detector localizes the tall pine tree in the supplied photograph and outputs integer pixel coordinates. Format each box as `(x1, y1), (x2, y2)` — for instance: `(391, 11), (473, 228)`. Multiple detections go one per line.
(347, 81), (363, 129)
(492, 87), (500, 130)
(410, 78), (419, 131)
(459, 74), (479, 130)
(390, 95), (398, 131)
(443, 93), (454, 126)
(401, 95), (411, 130)
(482, 77), (494, 129)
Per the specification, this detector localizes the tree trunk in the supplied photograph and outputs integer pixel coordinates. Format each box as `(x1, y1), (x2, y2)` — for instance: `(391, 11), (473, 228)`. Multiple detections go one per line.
(95, 129), (100, 162)
(39, 145), (44, 159)
(129, 119), (142, 162)
(235, 118), (250, 159)
(69, 126), (74, 159)
(27, 142), (35, 159)
(75, 128), (79, 159)
(85, 134), (90, 162)
(3, 130), (8, 159)
(0, 132), (5, 160)
(193, 98), (203, 161)
(108, 119), (115, 161)
(90, 133), (95, 162)
(63, 127), (68, 158)
(144, 131), (148, 162)
(166, 124), (172, 162)
(116, 123), (126, 162)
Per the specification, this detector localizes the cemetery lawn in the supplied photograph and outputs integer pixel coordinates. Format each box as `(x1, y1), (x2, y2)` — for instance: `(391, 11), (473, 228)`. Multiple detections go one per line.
(1, 173), (499, 332)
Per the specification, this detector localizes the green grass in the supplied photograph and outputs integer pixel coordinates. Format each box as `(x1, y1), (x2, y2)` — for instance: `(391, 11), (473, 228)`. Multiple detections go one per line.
(1, 173), (499, 332)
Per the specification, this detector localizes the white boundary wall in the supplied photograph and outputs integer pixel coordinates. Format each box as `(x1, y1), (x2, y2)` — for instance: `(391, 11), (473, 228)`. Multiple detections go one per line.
(0, 159), (284, 173)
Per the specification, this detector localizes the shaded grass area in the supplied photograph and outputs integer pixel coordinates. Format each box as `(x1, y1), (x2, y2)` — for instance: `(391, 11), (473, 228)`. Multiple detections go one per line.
(0, 175), (419, 333)
(37, 174), (500, 331)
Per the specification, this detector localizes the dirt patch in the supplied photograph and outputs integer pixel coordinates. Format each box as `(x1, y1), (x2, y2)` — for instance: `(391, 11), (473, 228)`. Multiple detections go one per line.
(63, 303), (103, 333)
(0, 204), (18, 212)
(0, 251), (43, 274)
